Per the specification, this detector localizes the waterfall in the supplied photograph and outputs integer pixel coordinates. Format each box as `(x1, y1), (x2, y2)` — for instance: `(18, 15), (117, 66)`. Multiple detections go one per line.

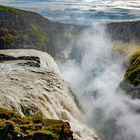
(0, 49), (100, 140)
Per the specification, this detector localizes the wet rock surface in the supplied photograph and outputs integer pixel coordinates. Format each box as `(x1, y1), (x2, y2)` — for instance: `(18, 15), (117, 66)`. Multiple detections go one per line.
(0, 108), (74, 140)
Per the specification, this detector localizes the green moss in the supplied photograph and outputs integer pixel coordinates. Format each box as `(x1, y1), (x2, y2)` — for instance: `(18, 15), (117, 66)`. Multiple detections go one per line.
(30, 24), (48, 41)
(112, 41), (140, 54)
(32, 116), (43, 124)
(0, 33), (19, 42)
(29, 24), (49, 49)
(124, 51), (140, 86)
(0, 28), (9, 33)
(0, 108), (20, 119)
(61, 31), (73, 38)
(0, 5), (19, 13)
(0, 108), (74, 140)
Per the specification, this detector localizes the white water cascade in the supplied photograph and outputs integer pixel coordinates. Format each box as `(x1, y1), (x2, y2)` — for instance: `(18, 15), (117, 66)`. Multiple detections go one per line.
(0, 49), (100, 140)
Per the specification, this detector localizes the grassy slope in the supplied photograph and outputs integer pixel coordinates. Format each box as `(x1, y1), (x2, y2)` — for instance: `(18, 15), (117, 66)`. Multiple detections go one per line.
(1, 5), (140, 59)
(112, 41), (140, 54)
(119, 48), (140, 98)
(0, 5), (81, 58)
(0, 5), (49, 48)
(124, 51), (140, 86)
(0, 108), (74, 140)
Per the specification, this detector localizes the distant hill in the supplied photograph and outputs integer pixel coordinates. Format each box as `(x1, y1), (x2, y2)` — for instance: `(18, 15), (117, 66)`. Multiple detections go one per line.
(0, 5), (140, 59)
(107, 20), (140, 43)
(0, 5), (82, 59)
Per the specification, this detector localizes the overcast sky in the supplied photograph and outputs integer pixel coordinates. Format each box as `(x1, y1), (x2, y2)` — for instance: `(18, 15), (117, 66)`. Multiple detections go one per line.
(1, 0), (140, 24)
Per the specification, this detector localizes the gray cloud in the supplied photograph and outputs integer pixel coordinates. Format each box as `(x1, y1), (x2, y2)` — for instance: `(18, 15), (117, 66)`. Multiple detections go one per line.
(1, 0), (140, 23)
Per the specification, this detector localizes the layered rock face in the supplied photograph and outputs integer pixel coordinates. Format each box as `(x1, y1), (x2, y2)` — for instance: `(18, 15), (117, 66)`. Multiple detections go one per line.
(107, 20), (140, 43)
(0, 49), (100, 140)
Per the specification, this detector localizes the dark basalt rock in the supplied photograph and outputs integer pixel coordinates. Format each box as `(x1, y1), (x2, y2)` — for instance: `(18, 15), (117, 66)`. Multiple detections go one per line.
(0, 54), (40, 63)
(0, 54), (41, 67)
(120, 80), (140, 99)
(17, 61), (40, 68)
(18, 56), (40, 63)
(107, 20), (140, 43)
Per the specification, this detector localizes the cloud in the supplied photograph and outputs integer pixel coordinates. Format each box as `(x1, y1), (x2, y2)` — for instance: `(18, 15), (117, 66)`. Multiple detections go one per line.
(0, 0), (10, 3)
(2, 0), (139, 23)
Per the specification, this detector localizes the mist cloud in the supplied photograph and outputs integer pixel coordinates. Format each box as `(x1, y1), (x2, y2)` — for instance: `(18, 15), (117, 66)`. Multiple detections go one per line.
(60, 23), (140, 140)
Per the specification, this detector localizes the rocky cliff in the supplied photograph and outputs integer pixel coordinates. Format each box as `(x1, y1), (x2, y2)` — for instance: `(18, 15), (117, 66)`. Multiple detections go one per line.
(107, 20), (140, 43)
(120, 50), (140, 99)
(0, 5), (82, 59)
(0, 5), (140, 61)
(0, 108), (74, 140)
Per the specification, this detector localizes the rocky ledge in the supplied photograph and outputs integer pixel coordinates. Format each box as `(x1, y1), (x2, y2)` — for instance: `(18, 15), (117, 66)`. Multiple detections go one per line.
(0, 108), (74, 140)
